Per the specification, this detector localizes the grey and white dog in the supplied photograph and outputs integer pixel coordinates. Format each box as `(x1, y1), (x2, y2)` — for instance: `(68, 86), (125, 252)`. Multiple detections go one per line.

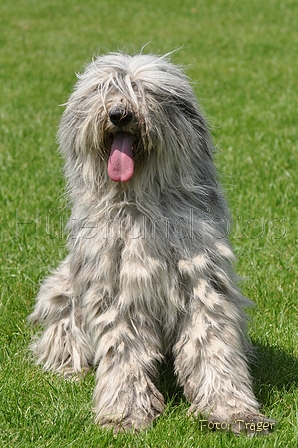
(29, 53), (273, 434)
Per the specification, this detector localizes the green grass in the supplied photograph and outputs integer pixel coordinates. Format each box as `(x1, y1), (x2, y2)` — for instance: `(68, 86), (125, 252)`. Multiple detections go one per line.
(0, 0), (297, 446)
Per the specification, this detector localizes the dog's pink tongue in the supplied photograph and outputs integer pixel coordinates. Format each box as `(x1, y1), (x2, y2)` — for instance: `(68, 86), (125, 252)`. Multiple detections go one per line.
(108, 133), (134, 182)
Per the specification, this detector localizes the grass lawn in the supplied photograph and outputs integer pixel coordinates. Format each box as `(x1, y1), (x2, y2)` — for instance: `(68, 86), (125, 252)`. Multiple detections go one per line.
(0, 0), (297, 446)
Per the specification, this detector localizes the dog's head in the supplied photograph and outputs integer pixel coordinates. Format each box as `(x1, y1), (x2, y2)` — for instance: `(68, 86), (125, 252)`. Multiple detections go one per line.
(59, 53), (215, 193)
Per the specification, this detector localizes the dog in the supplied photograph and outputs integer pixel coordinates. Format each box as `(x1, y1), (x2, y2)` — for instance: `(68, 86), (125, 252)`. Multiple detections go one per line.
(29, 53), (274, 434)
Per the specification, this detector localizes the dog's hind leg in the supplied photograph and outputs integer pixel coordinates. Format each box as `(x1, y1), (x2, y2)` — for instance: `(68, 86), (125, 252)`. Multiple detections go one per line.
(28, 256), (93, 376)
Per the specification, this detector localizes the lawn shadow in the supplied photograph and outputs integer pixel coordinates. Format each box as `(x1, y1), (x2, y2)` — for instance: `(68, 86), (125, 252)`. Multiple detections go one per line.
(250, 340), (298, 406)
(158, 343), (298, 409)
(159, 356), (184, 405)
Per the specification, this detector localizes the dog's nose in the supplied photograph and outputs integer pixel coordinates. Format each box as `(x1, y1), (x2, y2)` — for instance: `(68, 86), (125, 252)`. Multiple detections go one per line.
(109, 106), (133, 126)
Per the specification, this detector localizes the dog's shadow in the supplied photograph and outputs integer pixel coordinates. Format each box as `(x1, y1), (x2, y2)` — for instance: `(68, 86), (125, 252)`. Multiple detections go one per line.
(158, 341), (298, 408)
(250, 340), (298, 406)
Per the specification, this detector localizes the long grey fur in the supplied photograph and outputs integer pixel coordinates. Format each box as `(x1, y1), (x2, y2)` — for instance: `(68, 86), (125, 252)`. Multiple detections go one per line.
(29, 53), (274, 434)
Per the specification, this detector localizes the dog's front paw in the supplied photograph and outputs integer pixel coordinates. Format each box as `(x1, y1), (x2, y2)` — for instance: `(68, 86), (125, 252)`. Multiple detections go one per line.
(94, 375), (165, 432)
(96, 406), (161, 433)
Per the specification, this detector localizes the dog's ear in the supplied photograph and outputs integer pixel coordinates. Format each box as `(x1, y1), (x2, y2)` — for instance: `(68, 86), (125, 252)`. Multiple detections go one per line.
(174, 97), (213, 160)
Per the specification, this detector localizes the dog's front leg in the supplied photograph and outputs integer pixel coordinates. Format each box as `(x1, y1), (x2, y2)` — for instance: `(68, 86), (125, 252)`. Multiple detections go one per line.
(90, 305), (165, 432)
(174, 260), (273, 434)
(88, 235), (166, 431)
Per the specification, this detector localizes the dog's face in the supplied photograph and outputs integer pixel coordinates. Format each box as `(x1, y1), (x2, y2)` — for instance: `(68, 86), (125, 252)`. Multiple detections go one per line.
(59, 53), (212, 190)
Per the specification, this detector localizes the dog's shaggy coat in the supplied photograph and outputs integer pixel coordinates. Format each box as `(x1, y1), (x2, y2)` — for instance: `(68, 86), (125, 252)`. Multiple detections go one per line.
(29, 53), (273, 434)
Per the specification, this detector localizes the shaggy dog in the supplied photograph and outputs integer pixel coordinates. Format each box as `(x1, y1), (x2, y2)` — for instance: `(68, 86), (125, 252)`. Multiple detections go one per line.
(29, 53), (274, 434)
